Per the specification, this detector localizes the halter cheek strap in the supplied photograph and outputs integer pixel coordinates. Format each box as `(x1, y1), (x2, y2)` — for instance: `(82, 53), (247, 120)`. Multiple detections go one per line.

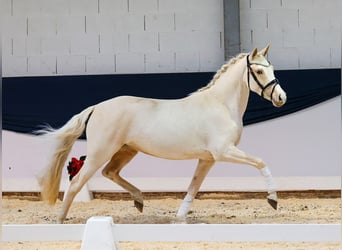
(247, 55), (279, 102)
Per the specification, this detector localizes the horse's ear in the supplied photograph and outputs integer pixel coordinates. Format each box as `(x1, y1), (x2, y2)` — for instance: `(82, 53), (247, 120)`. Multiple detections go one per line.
(250, 47), (258, 59)
(259, 44), (270, 56)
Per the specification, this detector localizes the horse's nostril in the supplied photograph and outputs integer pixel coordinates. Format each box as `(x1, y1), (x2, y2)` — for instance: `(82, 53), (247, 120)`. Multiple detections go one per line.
(279, 95), (282, 101)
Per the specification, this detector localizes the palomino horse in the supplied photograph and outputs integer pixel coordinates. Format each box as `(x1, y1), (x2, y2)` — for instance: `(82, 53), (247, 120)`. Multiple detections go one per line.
(38, 45), (287, 223)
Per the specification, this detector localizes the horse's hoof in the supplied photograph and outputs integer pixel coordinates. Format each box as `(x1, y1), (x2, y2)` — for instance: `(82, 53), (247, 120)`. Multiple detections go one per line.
(134, 200), (144, 213)
(267, 198), (278, 210)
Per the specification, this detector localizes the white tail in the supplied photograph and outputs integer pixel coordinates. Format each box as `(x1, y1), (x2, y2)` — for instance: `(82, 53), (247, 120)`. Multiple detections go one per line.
(37, 106), (95, 205)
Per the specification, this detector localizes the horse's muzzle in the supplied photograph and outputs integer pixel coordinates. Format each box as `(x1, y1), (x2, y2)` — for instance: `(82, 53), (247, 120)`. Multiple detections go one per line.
(272, 92), (287, 107)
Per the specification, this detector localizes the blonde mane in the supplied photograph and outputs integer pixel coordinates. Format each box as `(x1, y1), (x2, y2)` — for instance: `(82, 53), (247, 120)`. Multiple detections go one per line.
(192, 53), (247, 94)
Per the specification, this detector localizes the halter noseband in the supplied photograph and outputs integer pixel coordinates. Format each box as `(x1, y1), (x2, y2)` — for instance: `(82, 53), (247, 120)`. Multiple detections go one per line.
(246, 55), (279, 102)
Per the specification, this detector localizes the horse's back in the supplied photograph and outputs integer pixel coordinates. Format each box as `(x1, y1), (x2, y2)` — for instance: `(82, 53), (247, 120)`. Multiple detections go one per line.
(87, 95), (174, 136)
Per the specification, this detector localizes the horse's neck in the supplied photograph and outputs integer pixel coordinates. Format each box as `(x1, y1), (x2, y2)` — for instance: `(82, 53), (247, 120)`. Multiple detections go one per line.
(208, 59), (249, 121)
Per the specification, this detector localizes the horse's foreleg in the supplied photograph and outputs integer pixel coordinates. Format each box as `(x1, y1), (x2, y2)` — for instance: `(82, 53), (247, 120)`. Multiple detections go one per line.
(176, 159), (215, 220)
(218, 146), (277, 209)
(101, 145), (143, 212)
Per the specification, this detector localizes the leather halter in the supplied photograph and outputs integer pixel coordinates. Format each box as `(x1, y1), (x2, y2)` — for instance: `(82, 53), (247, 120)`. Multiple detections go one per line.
(246, 55), (279, 102)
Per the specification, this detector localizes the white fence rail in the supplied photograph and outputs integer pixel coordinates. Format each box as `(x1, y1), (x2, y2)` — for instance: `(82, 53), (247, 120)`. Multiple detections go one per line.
(3, 224), (340, 242)
(3, 217), (340, 248)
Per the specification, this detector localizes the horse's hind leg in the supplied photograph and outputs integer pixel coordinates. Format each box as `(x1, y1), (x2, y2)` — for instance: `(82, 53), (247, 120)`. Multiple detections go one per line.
(57, 156), (109, 223)
(101, 145), (144, 212)
(176, 159), (215, 220)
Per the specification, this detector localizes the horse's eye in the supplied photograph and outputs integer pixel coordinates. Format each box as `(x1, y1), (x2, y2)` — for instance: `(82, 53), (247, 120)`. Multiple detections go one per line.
(256, 70), (263, 75)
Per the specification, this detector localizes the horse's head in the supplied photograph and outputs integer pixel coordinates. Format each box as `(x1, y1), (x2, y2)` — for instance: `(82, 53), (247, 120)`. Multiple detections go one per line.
(245, 45), (287, 107)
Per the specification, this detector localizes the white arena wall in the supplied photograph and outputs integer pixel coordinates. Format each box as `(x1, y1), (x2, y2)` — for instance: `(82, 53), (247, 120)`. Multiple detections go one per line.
(2, 0), (341, 77)
(2, 0), (225, 76)
(239, 0), (341, 69)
